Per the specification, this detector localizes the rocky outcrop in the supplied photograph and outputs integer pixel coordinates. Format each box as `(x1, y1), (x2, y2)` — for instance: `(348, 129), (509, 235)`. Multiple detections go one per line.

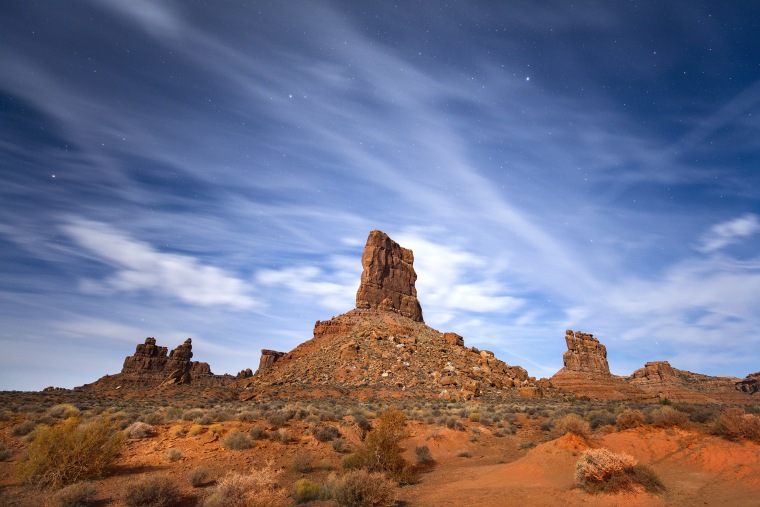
(736, 372), (760, 395)
(562, 330), (610, 375)
(258, 350), (285, 371)
(355, 230), (423, 322)
(629, 361), (752, 403)
(552, 330), (650, 401)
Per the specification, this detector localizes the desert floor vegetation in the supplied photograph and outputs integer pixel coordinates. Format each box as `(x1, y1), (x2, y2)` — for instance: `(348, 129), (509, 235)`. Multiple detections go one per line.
(0, 390), (758, 506)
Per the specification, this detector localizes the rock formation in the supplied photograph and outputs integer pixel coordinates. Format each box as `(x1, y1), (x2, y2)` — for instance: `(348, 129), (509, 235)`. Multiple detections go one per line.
(736, 372), (760, 395)
(629, 361), (751, 403)
(238, 230), (535, 400)
(551, 330), (650, 401)
(80, 337), (236, 389)
(562, 330), (610, 375)
(355, 230), (423, 322)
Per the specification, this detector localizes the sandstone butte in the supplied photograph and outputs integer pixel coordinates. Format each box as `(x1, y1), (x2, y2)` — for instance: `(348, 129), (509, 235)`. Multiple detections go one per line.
(77, 229), (758, 403)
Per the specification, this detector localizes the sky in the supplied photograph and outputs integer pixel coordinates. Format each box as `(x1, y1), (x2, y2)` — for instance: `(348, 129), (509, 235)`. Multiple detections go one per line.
(1, 1), (759, 391)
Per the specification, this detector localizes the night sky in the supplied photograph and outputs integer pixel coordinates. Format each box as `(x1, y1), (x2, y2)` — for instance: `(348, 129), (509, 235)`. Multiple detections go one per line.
(2, 1), (759, 390)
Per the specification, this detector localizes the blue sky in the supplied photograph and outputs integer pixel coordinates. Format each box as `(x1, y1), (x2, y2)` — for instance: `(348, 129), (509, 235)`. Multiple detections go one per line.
(1, 1), (759, 391)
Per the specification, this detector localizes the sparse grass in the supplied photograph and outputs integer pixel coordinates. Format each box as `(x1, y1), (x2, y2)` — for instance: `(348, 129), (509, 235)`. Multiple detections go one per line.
(312, 425), (341, 442)
(123, 475), (180, 507)
(19, 417), (124, 487)
(163, 448), (182, 462)
(330, 470), (395, 507)
(414, 445), (434, 465)
(249, 424), (267, 440)
(11, 420), (37, 436)
(0, 443), (12, 461)
(47, 404), (81, 419)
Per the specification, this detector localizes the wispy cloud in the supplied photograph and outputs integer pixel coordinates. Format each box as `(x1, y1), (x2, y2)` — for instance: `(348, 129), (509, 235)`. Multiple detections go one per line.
(696, 213), (760, 253)
(62, 218), (258, 309)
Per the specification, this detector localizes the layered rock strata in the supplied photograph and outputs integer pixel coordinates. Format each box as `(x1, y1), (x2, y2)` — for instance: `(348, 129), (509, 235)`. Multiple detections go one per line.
(630, 361), (750, 403)
(355, 230), (423, 322)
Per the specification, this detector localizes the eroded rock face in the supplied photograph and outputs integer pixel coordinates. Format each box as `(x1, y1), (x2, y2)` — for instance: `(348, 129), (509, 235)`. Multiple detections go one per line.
(562, 330), (610, 376)
(119, 337), (211, 384)
(355, 230), (423, 322)
(736, 372), (760, 395)
(258, 350), (285, 371)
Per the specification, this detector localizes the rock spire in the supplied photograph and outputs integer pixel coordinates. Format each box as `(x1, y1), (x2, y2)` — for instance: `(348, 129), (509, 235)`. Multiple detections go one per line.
(355, 230), (423, 322)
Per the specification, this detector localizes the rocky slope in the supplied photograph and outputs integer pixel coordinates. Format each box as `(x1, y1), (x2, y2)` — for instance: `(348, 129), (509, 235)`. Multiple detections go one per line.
(628, 361), (751, 403)
(238, 230), (534, 400)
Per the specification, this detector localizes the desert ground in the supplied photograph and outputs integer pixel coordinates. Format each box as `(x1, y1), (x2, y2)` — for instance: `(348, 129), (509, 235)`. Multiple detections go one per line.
(1, 389), (758, 507)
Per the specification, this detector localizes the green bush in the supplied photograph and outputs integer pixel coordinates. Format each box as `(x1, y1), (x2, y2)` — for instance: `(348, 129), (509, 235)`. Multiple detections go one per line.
(18, 417), (124, 487)
(123, 475), (179, 507)
(353, 410), (415, 482)
(293, 478), (321, 504)
(331, 470), (395, 507)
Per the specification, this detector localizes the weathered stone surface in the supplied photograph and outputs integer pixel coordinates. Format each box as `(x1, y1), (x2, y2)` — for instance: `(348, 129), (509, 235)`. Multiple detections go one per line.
(736, 372), (760, 395)
(562, 330), (610, 375)
(355, 230), (423, 322)
(519, 386), (543, 398)
(258, 350), (285, 371)
(443, 332), (464, 347)
(630, 361), (751, 403)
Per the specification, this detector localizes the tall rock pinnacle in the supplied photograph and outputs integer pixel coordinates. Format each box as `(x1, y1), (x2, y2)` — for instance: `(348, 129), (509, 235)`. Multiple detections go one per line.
(355, 230), (424, 322)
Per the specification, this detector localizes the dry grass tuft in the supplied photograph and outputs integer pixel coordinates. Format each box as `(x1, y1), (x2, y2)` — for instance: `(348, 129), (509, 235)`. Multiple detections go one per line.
(200, 465), (288, 507)
(575, 448), (665, 494)
(712, 408), (760, 442)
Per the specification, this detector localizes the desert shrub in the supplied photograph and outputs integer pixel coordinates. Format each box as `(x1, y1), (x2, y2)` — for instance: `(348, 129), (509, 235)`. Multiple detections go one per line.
(650, 407), (690, 428)
(456, 450), (471, 458)
(209, 424), (223, 435)
(353, 409), (414, 482)
(188, 467), (210, 487)
(221, 429), (252, 450)
(265, 411), (289, 429)
(53, 481), (97, 507)
(555, 413), (591, 439)
(445, 417), (464, 431)
(711, 408), (760, 442)
(575, 448), (664, 494)
(19, 417), (124, 487)
(293, 478), (321, 504)
(342, 452), (364, 470)
(518, 441), (537, 450)
(139, 411), (164, 426)
(163, 448), (182, 462)
(0, 443), (12, 461)
(271, 428), (293, 443)
(249, 424), (267, 440)
(123, 475), (179, 507)
(201, 466), (288, 507)
(330, 470), (395, 507)
(292, 450), (312, 473)
(468, 412), (481, 423)
(312, 425), (341, 442)
(616, 409), (646, 430)
(414, 445), (433, 465)
(12, 420), (37, 436)
(47, 404), (81, 419)
(539, 420), (554, 432)
(181, 409), (205, 422)
(587, 410), (617, 429)
(171, 425), (187, 438)
(125, 422), (156, 439)
(354, 414), (372, 433)
(332, 438), (347, 453)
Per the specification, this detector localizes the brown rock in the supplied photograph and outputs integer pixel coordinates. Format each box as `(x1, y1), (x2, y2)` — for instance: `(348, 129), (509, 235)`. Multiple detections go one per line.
(519, 386), (543, 398)
(355, 230), (423, 322)
(562, 329), (610, 375)
(736, 372), (760, 395)
(443, 332), (464, 347)
(258, 350), (285, 371)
